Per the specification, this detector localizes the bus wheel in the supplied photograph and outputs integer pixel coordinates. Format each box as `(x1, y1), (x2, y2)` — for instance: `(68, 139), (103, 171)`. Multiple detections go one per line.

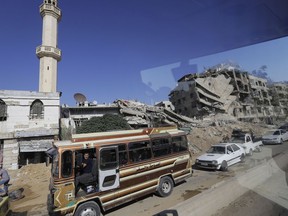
(157, 176), (173, 197)
(74, 201), (101, 216)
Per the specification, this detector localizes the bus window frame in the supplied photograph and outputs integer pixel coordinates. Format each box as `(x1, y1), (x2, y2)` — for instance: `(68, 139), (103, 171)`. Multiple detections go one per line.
(171, 135), (188, 152)
(128, 140), (152, 163)
(61, 150), (73, 178)
(99, 146), (120, 191)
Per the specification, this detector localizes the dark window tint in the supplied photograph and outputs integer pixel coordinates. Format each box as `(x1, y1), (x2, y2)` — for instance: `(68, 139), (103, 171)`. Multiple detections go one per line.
(128, 141), (151, 162)
(171, 136), (188, 152)
(227, 145), (233, 154)
(118, 144), (128, 166)
(246, 136), (251, 142)
(152, 138), (171, 157)
(100, 148), (118, 170)
(61, 151), (73, 178)
(232, 144), (240, 151)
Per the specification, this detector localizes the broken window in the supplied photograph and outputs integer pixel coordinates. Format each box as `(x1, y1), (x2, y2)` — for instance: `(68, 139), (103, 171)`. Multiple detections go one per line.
(0, 99), (7, 121)
(30, 99), (44, 119)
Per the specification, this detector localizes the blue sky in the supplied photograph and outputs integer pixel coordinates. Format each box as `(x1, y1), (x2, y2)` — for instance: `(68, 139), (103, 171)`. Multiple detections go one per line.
(1, 1), (288, 106)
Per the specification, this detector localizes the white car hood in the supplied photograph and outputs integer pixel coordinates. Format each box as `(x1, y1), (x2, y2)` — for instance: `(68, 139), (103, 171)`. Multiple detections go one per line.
(197, 153), (224, 161)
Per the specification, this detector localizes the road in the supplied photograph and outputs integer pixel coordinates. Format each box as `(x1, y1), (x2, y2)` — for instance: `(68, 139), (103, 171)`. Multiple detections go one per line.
(106, 142), (288, 216)
(212, 143), (288, 216)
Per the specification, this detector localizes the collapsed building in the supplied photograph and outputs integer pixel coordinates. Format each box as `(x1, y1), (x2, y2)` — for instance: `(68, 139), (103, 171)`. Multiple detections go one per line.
(269, 82), (288, 117)
(169, 65), (285, 122)
(60, 99), (198, 137)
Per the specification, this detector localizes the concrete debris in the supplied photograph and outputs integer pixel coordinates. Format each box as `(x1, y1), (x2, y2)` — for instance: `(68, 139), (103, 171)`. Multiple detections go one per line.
(115, 99), (199, 128)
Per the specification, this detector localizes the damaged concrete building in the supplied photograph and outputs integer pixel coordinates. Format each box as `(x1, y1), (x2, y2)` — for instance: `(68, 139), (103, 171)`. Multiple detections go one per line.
(60, 99), (197, 135)
(0, 90), (60, 169)
(169, 65), (282, 121)
(248, 75), (274, 120)
(269, 82), (288, 117)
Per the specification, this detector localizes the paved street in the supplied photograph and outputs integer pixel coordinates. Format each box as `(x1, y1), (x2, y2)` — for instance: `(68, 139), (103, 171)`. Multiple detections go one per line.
(106, 142), (288, 216)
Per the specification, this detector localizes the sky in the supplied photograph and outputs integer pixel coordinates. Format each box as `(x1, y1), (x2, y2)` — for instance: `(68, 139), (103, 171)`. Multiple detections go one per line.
(1, 1), (288, 106)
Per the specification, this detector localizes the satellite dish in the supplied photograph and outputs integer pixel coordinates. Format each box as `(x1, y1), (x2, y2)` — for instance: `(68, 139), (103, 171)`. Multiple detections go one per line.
(74, 93), (87, 105)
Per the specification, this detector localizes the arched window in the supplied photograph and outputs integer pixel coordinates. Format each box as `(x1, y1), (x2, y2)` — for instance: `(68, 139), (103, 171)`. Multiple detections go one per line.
(30, 100), (44, 119)
(0, 99), (7, 121)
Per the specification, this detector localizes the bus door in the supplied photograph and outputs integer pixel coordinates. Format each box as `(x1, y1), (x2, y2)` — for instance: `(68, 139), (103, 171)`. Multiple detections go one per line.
(99, 146), (120, 192)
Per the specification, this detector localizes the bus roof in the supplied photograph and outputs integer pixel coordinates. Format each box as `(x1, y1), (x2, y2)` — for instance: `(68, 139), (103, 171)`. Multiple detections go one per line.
(71, 126), (181, 143)
(54, 126), (185, 149)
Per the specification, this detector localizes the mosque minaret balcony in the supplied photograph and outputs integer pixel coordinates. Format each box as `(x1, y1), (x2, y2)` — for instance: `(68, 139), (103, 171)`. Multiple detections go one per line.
(36, 45), (61, 61)
(40, 2), (61, 20)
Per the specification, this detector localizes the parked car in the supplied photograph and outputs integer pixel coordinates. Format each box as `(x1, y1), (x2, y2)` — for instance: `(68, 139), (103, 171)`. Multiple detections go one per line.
(262, 129), (288, 144)
(195, 143), (245, 171)
(278, 123), (288, 131)
(229, 129), (263, 156)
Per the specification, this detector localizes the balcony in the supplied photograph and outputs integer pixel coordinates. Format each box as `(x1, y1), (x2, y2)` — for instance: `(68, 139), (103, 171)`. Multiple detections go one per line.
(40, 3), (61, 20)
(36, 45), (61, 61)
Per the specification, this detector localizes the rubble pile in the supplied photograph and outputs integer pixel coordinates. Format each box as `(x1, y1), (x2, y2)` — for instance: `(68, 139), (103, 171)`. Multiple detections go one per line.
(116, 99), (199, 128)
(187, 120), (272, 156)
(113, 99), (273, 155)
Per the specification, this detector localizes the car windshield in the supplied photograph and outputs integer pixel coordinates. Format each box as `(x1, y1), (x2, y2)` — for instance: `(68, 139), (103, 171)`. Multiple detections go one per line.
(207, 146), (225, 154)
(265, 130), (280, 136)
(230, 136), (245, 143)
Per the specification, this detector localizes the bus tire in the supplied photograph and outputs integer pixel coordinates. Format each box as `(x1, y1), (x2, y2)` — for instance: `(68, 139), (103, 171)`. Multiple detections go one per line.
(157, 176), (173, 197)
(74, 201), (101, 216)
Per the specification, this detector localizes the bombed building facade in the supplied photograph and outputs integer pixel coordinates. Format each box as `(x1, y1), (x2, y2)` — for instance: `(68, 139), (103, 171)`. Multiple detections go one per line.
(169, 65), (286, 121)
(269, 82), (288, 117)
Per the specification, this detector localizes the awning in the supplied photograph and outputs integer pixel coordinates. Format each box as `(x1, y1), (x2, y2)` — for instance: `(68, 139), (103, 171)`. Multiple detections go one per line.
(19, 139), (54, 152)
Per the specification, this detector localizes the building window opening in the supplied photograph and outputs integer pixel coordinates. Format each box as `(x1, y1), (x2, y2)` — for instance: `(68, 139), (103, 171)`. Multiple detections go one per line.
(0, 99), (7, 121)
(30, 99), (44, 119)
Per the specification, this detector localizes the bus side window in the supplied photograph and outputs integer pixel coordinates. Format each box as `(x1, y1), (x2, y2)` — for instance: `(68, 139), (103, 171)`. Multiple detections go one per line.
(118, 144), (128, 166)
(61, 150), (73, 178)
(152, 138), (171, 157)
(172, 136), (188, 152)
(128, 141), (151, 162)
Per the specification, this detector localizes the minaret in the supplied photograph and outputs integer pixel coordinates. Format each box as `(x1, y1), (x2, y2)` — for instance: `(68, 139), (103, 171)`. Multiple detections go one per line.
(36, 0), (61, 93)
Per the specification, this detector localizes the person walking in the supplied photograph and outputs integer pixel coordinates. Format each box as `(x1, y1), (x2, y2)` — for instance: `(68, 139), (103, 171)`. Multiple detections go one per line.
(0, 167), (10, 196)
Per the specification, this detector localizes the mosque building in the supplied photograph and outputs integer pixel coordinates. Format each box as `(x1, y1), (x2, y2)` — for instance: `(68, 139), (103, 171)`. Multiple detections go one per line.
(0, 0), (61, 169)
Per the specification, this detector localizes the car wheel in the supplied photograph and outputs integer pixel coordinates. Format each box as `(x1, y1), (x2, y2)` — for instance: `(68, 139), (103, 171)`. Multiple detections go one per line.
(220, 160), (228, 171)
(280, 139), (283, 144)
(240, 153), (245, 163)
(249, 149), (253, 156)
(256, 145), (262, 152)
(74, 201), (101, 216)
(156, 176), (174, 197)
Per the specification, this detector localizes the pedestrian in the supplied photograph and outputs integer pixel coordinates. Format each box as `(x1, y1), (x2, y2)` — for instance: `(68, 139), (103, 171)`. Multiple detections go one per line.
(0, 167), (10, 196)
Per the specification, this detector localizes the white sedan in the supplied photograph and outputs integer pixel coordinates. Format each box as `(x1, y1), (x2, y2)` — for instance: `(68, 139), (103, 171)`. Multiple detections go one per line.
(262, 129), (288, 144)
(195, 143), (245, 171)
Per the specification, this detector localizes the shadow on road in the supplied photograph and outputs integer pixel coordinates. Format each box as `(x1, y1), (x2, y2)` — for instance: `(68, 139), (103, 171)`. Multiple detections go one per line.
(153, 209), (179, 216)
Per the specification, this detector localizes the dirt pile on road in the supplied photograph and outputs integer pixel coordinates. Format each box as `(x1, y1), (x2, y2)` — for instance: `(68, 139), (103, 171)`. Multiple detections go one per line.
(8, 163), (50, 215)
(187, 121), (271, 156)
